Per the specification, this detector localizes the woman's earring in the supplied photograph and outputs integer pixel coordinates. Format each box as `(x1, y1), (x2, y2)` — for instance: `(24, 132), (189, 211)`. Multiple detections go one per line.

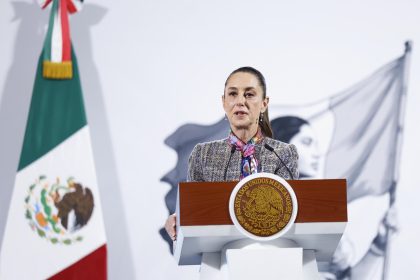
(259, 112), (264, 123)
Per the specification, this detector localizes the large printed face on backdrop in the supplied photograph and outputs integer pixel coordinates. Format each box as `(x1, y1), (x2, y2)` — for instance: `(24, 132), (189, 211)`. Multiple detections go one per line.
(271, 116), (321, 178)
(288, 124), (321, 177)
(222, 72), (268, 132)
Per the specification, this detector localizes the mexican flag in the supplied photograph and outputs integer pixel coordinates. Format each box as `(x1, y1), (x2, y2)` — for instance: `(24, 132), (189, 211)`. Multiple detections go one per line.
(0, 0), (107, 279)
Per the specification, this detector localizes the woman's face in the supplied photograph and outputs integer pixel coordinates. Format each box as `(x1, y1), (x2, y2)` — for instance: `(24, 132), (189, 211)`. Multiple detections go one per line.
(289, 124), (320, 177)
(223, 72), (268, 132)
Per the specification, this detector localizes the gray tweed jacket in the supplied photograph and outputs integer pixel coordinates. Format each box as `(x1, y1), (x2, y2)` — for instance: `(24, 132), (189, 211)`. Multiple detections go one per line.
(187, 137), (299, 182)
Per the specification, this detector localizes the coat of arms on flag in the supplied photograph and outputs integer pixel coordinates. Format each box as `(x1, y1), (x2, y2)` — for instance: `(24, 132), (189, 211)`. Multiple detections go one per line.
(25, 175), (94, 245)
(0, 1), (107, 279)
(160, 42), (411, 280)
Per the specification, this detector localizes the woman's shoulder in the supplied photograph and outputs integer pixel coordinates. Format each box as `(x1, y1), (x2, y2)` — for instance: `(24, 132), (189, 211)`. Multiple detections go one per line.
(193, 138), (228, 149)
(263, 137), (298, 158)
(190, 138), (229, 155)
(263, 137), (289, 149)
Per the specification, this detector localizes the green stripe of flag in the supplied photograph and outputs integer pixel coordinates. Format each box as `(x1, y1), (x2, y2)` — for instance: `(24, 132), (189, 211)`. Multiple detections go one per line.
(18, 48), (87, 171)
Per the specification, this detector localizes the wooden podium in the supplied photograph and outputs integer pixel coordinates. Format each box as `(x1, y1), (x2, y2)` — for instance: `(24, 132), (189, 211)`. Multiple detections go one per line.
(174, 179), (347, 279)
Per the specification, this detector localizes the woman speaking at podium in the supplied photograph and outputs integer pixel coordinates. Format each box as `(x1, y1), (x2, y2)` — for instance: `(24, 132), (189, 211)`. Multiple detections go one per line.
(165, 66), (299, 240)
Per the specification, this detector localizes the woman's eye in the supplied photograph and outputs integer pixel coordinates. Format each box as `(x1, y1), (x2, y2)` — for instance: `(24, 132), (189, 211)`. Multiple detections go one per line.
(245, 92), (255, 98)
(228, 91), (237, 96)
(301, 138), (313, 145)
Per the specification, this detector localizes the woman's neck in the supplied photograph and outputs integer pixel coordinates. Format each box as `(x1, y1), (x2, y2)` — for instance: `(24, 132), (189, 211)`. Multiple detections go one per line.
(231, 125), (259, 143)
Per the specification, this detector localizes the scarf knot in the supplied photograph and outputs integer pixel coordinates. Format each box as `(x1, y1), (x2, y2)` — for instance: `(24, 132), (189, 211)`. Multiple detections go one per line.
(228, 128), (264, 179)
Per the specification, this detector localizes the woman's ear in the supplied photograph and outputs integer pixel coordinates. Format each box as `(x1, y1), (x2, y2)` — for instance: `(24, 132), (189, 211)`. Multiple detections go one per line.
(262, 96), (269, 112)
(222, 94), (227, 112)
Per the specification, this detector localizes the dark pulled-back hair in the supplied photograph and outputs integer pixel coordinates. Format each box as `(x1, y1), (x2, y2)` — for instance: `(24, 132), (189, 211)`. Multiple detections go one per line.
(271, 116), (309, 143)
(224, 66), (273, 138)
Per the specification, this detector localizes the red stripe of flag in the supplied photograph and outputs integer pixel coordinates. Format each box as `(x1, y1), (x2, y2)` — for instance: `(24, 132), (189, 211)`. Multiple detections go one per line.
(49, 245), (107, 280)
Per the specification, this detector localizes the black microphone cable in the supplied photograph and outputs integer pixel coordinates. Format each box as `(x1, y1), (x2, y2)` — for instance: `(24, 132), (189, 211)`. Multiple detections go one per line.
(224, 146), (236, 181)
(264, 143), (294, 180)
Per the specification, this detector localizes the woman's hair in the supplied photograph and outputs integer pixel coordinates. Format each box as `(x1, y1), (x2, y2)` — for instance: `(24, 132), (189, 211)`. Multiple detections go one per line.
(224, 66), (273, 138)
(271, 116), (309, 143)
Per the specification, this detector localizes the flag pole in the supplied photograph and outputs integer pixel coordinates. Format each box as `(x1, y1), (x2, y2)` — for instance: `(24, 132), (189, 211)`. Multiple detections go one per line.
(382, 40), (412, 280)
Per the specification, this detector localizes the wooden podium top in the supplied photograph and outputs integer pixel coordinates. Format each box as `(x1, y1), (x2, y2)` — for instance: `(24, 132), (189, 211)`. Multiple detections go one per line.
(175, 179), (347, 265)
(178, 179), (347, 226)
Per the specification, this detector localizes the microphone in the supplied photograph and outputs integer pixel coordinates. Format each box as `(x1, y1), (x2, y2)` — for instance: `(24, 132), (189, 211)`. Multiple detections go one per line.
(224, 146), (236, 181)
(264, 143), (294, 180)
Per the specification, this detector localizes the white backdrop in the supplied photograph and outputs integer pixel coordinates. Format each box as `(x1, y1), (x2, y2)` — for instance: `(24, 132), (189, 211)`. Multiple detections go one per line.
(1, 0), (420, 279)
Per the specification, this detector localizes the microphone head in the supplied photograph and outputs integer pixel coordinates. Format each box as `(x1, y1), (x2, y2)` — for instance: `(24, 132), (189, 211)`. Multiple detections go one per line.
(264, 143), (274, 152)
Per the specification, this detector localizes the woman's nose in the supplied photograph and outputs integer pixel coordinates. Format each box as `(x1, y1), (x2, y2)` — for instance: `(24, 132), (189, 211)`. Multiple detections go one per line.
(312, 149), (321, 158)
(236, 94), (246, 106)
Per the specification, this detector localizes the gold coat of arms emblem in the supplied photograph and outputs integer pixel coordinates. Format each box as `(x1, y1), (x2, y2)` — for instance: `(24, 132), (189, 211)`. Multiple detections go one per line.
(230, 173), (298, 240)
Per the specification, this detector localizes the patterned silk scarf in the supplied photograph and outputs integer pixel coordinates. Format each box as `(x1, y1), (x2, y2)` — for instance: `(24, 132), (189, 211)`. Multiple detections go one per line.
(228, 128), (264, 179)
